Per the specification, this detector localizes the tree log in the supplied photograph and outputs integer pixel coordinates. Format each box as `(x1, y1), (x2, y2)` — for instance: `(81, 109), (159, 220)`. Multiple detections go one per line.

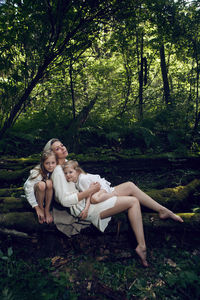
(0, 211), (199, 239)
(0, 170), (200, 239)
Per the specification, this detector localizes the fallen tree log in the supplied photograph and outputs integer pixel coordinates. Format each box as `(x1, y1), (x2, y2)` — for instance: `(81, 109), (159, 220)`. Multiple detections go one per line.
(0, 179), (199, 241)
(0, 211), (199, 238)
(147, 178), (200, 211)
(0, 179), (200, 213)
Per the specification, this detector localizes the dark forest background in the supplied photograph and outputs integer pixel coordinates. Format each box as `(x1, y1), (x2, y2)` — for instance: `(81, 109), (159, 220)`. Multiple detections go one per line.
(0, 0), (199, 158)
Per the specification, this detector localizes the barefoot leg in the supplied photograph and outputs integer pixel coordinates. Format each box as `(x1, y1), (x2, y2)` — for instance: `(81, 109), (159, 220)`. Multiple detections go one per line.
(100, 196), (148, 267)
(114, 182), (183, 222)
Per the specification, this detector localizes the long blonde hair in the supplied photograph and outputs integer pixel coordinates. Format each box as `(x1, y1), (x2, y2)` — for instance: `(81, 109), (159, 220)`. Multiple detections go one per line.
(62, 160), (86, 175)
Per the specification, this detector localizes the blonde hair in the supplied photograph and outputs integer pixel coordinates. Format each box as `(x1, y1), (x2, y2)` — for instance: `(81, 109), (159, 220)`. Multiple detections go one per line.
(30, 150), (56, 180)
(63, 160), (85, 175)
(43, 138), (60, 151)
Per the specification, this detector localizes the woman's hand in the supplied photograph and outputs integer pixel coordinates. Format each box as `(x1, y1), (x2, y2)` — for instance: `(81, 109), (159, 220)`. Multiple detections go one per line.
(89, 182), (101, 195)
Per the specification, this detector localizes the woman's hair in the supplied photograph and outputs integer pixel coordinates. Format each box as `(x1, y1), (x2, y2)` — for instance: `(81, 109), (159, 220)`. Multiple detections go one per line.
(30, 150), (56, 180)
(63, 160), (86, 175)
(43, 138), (60, 151)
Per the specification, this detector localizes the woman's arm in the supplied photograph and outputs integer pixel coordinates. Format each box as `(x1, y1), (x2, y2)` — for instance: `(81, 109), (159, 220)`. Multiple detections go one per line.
(77, 174), (101, 201)
(51, 166), (100, 207)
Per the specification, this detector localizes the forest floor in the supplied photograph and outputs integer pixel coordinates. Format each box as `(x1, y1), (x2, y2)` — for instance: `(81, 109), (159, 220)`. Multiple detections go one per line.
(1, 229), (200, 300)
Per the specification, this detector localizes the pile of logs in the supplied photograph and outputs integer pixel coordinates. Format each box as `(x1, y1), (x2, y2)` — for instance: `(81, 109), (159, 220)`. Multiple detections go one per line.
(0, 156), (200, 241)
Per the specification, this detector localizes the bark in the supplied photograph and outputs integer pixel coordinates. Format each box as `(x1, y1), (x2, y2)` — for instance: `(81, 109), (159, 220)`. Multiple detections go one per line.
(160, 43), (171, 105)
(69, 59), (76, 120)
(138, 32), (144, 120)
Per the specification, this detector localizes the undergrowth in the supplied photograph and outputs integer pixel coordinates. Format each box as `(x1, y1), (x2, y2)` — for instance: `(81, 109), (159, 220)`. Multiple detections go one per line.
(0, 243), (200, 300)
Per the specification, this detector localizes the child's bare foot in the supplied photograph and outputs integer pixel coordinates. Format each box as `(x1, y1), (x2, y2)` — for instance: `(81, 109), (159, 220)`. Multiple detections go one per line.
(135, 245), (148, 267)
(35, 206), (45, 224)
(159, 208), (183, 222)
(45, 211), (53, 224)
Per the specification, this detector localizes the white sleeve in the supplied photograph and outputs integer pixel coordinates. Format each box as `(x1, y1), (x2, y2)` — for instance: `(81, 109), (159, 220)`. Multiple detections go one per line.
(51, 165), (79, 207)
(23, 168), (41, 208)
(78, 174), (92, 192)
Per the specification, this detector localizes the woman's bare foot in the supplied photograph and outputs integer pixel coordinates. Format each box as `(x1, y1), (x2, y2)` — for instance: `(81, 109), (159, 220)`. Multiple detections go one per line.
(45, 210), (53, 224)
(135, 245), (148, 267)
(159, 208), (183, 222)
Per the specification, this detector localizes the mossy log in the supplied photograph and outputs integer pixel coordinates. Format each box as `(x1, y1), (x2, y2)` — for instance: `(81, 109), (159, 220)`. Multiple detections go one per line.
(0, 166), (33, 187)
(146, 178), (200, 211)
(1, 179), (199, 213)
(0, 211), (199, 239)
(0, 179), (200, 239)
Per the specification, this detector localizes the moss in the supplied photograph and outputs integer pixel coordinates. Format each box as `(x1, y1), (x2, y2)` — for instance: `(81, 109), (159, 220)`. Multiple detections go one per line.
(147, 179), (200, 210)
(0, 197), (29, 213)
(0, 212), (39, 232)
(0, 187), (24, 197)
(0, 166), (32, 183)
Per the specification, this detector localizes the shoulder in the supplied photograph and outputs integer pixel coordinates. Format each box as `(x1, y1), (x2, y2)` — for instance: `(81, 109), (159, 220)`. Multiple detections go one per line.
(79, 173), (89, 182)
(29, 165), (41, 178)
(52, 165), (64, 175)
(51, 165), (65, 181)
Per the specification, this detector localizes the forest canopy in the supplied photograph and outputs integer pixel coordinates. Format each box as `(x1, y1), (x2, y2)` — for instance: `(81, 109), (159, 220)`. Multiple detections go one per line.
(0, 0), (199, 156)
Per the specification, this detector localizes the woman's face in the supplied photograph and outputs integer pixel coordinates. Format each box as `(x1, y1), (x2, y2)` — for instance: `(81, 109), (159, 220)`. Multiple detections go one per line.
(51, 141), (68, 159)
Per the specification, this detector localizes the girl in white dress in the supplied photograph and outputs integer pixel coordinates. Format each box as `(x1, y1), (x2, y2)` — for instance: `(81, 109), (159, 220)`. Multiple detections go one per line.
(24, 150), (56, 224)
(62, 160), (117, 219)
(44, 138), (184, 267)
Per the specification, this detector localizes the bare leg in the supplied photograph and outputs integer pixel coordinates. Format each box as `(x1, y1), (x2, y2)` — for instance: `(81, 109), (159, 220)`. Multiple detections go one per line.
(100, 196), (148, 267)
(91, 189), (116, 204)
(44, 179), (54, 224)
(114, 182), (183, 222)
(34, 181), (46, 224)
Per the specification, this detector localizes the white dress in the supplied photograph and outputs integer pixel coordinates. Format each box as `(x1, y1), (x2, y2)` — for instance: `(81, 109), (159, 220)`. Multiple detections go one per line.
(51, 165), (117, 232)
(76, 173), (114, 193)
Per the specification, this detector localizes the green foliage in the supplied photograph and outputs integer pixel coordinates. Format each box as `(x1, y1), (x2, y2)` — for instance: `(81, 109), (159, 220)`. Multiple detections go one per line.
(0, 0), (200, 156)
(0, 247), (77, 300)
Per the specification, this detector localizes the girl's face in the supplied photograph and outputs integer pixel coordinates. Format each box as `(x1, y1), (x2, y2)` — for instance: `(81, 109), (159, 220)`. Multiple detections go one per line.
(64, 166), (79, 183)
(51, 141), (68, 160)
(43, 155), (57, 173)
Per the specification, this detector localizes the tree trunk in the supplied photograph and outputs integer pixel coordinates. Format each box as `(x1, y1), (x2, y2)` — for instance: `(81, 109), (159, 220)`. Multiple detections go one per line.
(64, 94), (98, 151)
(138, 32), (144, 120)
(160, 43), (171, 105)
(69, 59), (76, 120)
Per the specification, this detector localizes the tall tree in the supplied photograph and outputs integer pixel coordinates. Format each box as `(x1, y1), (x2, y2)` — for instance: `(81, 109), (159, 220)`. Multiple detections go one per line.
(0, 0), (113, 138)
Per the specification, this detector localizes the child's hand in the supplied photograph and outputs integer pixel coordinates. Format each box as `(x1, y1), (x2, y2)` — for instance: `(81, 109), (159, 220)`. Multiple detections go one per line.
(79, 209), (88, 220)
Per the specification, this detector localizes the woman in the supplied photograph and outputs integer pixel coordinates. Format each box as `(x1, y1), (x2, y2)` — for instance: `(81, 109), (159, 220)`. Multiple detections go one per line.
(44, 138), (183, 267)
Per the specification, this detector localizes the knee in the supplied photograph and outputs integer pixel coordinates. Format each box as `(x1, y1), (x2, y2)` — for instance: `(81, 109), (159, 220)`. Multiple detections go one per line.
(130, 196), (139, 207)
(37, 181), (46, 192)
(46, 179), (53, 190)
(90, 195), (98, 204)
(127, 181), (136, 189)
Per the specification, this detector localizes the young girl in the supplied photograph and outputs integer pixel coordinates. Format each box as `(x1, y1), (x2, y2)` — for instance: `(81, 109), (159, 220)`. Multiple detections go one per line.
(24, 150), (57, 224)
(63, 160), (117, 219)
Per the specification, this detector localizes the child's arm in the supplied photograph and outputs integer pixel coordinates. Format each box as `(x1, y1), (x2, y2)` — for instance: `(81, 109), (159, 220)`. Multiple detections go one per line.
(79, 197), (90, 220)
